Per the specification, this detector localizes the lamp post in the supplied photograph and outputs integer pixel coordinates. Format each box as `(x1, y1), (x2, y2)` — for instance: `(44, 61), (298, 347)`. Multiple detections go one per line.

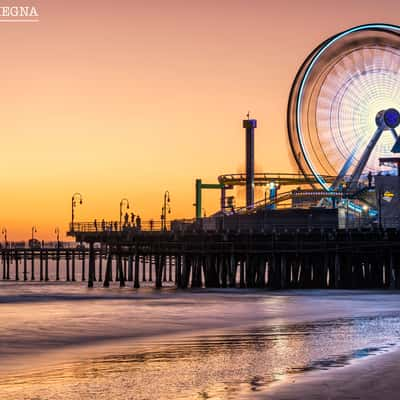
(71, 193), (83, 232)
(119, 198), (130, 229)
(161, 191), (171, 231)
(1, 228), (7, 248)
(55, 227), (60, 248)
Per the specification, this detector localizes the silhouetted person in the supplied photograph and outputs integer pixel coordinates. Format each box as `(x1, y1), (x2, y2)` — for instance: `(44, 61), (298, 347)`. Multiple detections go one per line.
(130, 212), (135, 225)
(101, 219), (106, 231)
(114, 221), (118, 231)
(149, 219), (154, 231)
(136, 215), (141, 230)
(368, 171), (372, 189)
(124, 212), (129, 227)
(94, 219), (98, 232)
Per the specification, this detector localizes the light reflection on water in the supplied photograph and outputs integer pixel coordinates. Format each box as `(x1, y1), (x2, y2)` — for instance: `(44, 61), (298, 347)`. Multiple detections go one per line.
(1, 315), (400, 400)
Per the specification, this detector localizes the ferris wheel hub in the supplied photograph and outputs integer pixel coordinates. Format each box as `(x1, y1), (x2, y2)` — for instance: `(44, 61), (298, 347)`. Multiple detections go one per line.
(376, 108), (400, 130)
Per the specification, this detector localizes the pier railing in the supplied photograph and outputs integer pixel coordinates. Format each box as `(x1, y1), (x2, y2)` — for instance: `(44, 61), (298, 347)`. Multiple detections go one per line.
(0, 241), (81, 250)
(68, 216), (400, 236)
(69, 220), (171, 233)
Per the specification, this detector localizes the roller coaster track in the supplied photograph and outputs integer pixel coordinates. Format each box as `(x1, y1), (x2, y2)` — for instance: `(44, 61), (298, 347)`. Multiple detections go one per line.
(234, 189), (345, 214)
(218, 172), (336, 187)
(218, 172), (374, 214)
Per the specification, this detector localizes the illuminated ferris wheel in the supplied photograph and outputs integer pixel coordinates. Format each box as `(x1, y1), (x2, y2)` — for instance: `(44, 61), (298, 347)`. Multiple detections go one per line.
(288, 24), (400, 191)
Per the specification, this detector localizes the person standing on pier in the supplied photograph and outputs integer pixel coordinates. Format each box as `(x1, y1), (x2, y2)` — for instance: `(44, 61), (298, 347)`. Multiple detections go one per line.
(136, 215), (141, 230)
(124, 212), (129, 227)
(130, 212), (135, 226)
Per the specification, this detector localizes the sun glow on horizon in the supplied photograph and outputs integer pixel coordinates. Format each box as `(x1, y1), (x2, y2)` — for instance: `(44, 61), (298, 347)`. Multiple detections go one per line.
(0, 0), (398, 240)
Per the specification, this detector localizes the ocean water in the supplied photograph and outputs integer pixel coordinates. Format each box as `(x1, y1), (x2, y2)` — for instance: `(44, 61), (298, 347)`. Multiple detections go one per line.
(1, 281), (400, 400)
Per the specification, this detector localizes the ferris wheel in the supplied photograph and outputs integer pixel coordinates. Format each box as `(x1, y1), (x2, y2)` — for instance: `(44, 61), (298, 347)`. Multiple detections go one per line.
(288, 24), (400, 192)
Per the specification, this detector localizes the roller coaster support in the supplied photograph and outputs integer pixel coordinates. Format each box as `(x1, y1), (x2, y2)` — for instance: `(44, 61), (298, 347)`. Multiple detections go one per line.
(195, 179), (232, 219)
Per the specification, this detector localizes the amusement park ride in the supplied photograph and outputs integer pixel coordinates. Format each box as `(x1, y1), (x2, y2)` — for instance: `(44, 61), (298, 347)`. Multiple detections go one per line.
(196, 24), (400, 229)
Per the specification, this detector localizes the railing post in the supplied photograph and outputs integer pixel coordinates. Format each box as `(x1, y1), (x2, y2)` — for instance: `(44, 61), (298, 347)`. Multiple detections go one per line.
(39, 249), (43, 281)
(2, 251), (5, 280)
(23, 250), (27, 281)
(134, 253), (140, 288)
(81, 248), (85, 281)
(14, 250), (19, 281)
(66, 250), (70, 281)
(88, 242), (95, 288)
(98, 247), (103, 282)
(56, 247), (60, 281)
(45, 251), (49, 281)
(31, 249), (35, 280)
(72, 249), (76, 281)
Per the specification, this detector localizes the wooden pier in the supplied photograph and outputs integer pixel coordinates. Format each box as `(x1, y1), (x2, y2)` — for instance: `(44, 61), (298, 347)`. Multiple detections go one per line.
(2, 226), (399, 290)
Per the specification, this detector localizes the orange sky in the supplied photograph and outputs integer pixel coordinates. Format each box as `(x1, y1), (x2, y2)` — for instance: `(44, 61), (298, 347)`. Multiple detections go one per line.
(1, 0), (399, 240)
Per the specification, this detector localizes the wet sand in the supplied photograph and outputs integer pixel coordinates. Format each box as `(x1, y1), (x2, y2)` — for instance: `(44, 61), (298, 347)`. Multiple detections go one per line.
(252, 346), (400, 400)
(2, 285), (400, 399)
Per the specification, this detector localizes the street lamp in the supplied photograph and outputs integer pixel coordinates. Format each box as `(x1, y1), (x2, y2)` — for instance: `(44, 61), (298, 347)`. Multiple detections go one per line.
(161, 191), (171, 231)
(1, 227), (7, 248)
(55, 227), (60, 248)
(71, 193), (83, 232)
(119, 198), (130, 229)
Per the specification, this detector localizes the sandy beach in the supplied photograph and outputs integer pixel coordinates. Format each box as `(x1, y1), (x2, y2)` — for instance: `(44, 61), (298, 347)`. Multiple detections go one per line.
(1, 286), (400, 399)
(251, 345), (400, 400)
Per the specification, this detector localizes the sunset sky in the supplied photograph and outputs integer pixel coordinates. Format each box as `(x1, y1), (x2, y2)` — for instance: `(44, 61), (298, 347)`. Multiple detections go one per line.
(1, 0), (400, 240)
